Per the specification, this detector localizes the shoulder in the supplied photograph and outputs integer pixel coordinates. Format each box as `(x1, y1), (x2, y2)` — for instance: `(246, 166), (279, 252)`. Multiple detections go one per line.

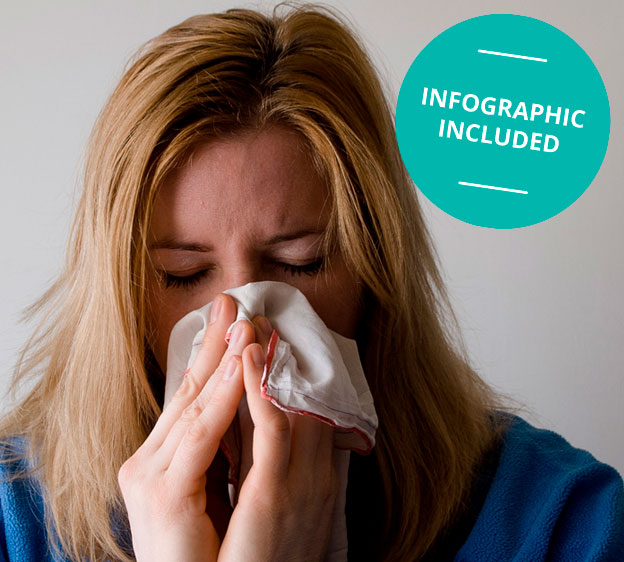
(457, 413), (624, 561)
(0, 436), (59, 561)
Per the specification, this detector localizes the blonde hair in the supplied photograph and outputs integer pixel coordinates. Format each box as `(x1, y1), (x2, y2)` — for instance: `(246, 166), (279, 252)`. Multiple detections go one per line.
(0, 3), (521, 560)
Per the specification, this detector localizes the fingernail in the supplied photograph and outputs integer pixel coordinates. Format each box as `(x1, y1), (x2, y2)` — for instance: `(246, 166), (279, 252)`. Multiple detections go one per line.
(251, 344), (265, 369)
(209, 295), (223, 324)
(223, 356), (239, 379)
(230, 321), (246, 345)
(253, 315), (272, 338)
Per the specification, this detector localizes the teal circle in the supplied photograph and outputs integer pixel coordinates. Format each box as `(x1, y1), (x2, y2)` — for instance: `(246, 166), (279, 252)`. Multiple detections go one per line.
(395, 14), (610, 229)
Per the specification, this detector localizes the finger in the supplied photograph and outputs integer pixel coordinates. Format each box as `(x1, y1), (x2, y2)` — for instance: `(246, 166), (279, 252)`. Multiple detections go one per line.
(251, 315), (272, 351)
(142, 293), (237, 453)
(188, 293), (239, 378)
(155, 319), (256, 467)
(166, 354), (245, 495)
(288, 414), (325, 472)
(315, 420), (335, 464)
(237, 392), (255, 489)
(252, 316), (296, 443)
(241, 342), (291, 483)
(232, 314), (273, 485)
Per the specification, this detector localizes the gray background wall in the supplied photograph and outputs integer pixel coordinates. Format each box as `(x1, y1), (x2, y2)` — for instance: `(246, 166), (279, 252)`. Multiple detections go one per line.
(2, 0), (622, 476)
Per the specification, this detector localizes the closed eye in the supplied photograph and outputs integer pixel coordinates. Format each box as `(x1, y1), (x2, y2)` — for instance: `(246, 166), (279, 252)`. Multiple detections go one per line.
(277, 257), (326, 277)
(159, 257), (327, 290)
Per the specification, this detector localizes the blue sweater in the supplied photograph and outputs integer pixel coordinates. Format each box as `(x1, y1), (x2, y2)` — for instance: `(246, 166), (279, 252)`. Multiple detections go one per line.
(1, 414), (623, 561)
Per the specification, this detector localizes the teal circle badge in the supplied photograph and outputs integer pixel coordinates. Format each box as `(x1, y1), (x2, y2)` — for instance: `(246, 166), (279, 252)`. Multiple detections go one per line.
(395, 14), (610, 229)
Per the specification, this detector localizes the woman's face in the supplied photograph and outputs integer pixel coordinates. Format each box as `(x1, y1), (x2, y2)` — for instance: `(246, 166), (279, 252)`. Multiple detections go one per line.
(145, 126), (363, 373)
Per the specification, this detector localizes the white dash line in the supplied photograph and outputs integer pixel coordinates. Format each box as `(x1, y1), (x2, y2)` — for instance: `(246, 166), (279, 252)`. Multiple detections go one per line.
(477, 49), (547, 63)
(459, 181), (528, 194)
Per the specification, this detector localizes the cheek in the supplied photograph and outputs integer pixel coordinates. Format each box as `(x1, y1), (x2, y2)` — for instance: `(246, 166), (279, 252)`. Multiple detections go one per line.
(144, 282), (170, 372)
(300, 260), (363, 339)
(144, 274), (206, 373)
(305, 286), (362, 338)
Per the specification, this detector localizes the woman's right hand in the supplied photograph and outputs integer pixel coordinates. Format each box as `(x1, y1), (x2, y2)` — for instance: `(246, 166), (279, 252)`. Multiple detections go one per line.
(117, 293), (256, 562)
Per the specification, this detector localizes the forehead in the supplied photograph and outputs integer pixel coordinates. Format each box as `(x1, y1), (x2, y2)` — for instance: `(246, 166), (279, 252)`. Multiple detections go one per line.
(150, 126), (330, 238)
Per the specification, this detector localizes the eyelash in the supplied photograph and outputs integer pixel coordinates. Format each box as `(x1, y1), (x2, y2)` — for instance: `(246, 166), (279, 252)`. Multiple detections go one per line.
(159, 258), (326, 290)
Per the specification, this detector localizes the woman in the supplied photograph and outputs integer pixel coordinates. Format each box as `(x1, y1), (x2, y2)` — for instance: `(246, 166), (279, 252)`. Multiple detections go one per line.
(0, 3), (622, 561)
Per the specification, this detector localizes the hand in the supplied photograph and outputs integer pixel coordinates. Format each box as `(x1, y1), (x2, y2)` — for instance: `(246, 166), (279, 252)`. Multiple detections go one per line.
(218, 316), (340, 562)
(117, 293), (254, 562)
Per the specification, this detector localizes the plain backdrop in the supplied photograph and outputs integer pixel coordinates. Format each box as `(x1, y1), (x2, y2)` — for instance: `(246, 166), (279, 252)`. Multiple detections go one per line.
(2, 0), (622, 476)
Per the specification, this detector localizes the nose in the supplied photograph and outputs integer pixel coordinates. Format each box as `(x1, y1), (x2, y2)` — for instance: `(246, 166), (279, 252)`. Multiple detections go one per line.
(216, 260), (269, 293)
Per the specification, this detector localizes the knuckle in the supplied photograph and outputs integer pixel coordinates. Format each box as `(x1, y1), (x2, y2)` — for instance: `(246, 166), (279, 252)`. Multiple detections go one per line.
(265, 416), (291, 444)
(185, 417), (212, 444)
(250, 483), (289, 517)
(117, 460), (133, 487)
(117, 454), (142, 485)
(172, 373), (202, 402)
(118, 457), (150, 499)
(150, 476), (182, 515)
(180, 399), (204, 424)
(117, 459), (186, 519)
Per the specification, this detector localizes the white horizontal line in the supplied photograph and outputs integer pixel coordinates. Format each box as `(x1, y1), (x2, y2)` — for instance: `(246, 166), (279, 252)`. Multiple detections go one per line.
(458, 181), (528, 194)
(477, 49), (547, 63)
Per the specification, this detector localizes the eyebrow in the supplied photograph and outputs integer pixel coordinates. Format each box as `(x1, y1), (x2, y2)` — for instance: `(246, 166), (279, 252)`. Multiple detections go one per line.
(148, 228), (326, 252)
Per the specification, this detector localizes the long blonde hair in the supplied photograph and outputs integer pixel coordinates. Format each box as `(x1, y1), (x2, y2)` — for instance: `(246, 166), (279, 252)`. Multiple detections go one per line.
(0, 3), (520, 560)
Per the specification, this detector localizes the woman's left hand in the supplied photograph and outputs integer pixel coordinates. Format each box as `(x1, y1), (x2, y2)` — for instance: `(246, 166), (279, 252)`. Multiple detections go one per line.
(217, 316), (340, 562)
